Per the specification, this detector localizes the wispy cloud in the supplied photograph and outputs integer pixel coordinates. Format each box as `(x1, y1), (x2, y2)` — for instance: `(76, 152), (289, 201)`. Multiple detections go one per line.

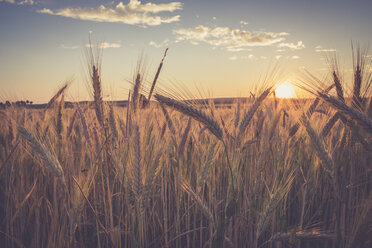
(229, 54), (261, 60)
(60, 44), (78, 50)
(38, 0), (182, 27)
(149, 39), (169, 48)
(226, 46), (252, 52)
(0, 0), (16, 3)
(229, 55), (238, 61)
(18, 0), (34, 5)
(278, 41), (305, 50)
(240, 20), (248, 26)
(99, 42), (121, 48)
(85, 42), (121, 49)
(0, 0), (34, 4)
(174, 25), (288, 51)
(245, 54), (255, 59)
(315, 45), (336, 52)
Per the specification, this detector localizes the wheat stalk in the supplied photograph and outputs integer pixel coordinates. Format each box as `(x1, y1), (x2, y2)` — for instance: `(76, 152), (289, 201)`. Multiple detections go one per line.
(148, 48), (168, 102)
(67, 108), (78, 139)
(234, 100), (240, 128)
(239, 87), (271, 136)
(159, 103), (176, 135)
(270, 230), (334, 242)
(77, 105), (90, 145)
(18, 126), (65, 184)
(132, 124), (142, 197)
(109, 105), (118, 140)
(321, 112), (340, 138)
(257, 190), (280, 237)
(301, 115), (334, 173)
(198, 142), (217, 191)
(318, 92), (372, 134)
(181, 180), (214, 224)
(289, 84), (334, 137)
(45, 83), (69, 110)
(333, 71), (344, 101)
(142, 151), (161, 205)
(92, 65), (105, 127)
(352, 43), (363, 107)
(56, 95), (64, 141)
(155, 94), (223, 141)
(178, 117), (191, 157)
(132, 73), (142, 112)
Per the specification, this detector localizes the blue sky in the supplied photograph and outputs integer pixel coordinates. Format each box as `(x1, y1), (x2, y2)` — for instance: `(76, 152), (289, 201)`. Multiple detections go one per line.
(1, 0), (371, 102)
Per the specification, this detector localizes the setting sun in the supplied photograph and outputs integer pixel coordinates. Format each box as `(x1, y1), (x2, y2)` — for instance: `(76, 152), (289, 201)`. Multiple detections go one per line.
(275, 81), (295, 98)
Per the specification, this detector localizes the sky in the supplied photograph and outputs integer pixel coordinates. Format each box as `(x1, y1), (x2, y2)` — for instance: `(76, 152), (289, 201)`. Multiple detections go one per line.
(0, 0), (372, 103)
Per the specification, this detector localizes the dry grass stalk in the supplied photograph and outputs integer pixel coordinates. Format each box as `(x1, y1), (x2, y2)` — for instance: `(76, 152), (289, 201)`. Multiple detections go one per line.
(18, 125), (65, 184)
(239, 87), (271, 136)
(155, 94), (223, 140)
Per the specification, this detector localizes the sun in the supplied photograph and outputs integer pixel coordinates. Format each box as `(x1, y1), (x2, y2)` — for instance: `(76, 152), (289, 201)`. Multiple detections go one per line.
(275, 81), (295, 98)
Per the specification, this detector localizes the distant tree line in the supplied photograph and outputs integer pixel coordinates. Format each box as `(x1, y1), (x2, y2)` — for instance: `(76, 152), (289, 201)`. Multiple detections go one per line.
(0, 100), (33, 109)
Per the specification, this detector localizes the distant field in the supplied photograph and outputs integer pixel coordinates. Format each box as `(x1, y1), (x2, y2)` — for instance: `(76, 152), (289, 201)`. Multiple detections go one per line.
(1, 90), (372, 247)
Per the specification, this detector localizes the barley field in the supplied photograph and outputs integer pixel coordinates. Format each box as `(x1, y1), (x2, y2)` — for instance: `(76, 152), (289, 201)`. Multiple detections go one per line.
(0, 49), (372, 248)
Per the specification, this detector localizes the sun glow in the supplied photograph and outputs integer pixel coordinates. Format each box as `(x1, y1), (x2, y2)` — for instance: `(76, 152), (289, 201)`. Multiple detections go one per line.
(275, 81), (295, 98)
